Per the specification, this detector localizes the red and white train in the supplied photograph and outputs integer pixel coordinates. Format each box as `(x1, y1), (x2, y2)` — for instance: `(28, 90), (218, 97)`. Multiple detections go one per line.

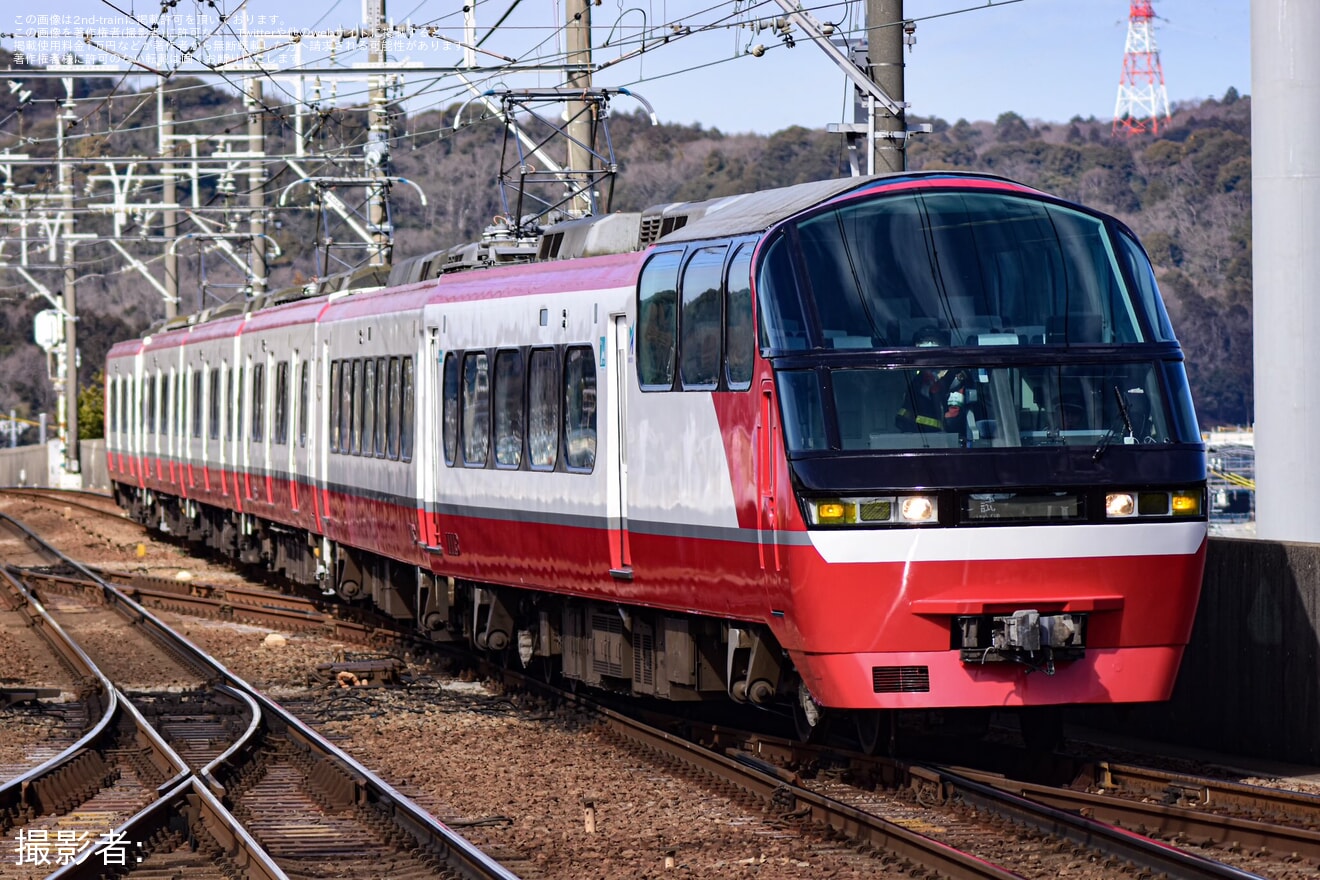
(106, 172), (1208, 743)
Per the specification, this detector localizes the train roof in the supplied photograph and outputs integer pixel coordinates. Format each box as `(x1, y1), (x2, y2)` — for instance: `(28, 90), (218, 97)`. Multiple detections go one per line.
(137, 171), (1032, 339)
(641, 177), (867, 246)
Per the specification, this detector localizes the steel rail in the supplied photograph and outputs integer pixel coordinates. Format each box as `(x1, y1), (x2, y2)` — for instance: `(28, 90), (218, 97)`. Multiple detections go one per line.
(0, 561), (191, 825)
(1087, 759), (1320, 821)
(0, 487), (125, 521)
(47, 775), (288, 880)
(23, 567), (387, 644)
(592, 702), (1028, 880)
(962, 763), (1320, 863)
(925, 765), (1270, 880)
(0, 508), (522, 880)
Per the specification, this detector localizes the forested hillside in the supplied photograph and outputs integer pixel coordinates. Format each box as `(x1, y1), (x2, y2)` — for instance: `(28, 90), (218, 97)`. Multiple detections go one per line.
(0, 59), (1252, 431)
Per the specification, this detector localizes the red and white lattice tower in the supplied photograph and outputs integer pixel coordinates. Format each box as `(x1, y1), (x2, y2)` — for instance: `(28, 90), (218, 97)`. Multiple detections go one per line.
(1113, 1), (1171, 136)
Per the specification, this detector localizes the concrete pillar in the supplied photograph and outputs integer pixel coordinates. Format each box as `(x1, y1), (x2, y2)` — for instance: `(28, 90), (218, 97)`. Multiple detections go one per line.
(1252, 0), (1320, 540)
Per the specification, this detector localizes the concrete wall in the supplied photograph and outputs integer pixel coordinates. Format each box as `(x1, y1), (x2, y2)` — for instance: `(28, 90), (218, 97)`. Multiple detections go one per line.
(0, 442), (61, 487)
(0, 441), (109, 492)
(80, 440), (109, 492)
(1087, 537), (1320, 764)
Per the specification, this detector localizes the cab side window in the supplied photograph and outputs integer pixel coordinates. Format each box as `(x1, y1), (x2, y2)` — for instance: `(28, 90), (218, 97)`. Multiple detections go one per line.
(680, 246), (726, 390)
(638, 250), (682, 389)
(725, 245), (755, 389)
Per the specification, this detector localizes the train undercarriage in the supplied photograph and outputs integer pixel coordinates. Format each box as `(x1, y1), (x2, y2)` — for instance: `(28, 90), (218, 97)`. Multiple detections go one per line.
(116, 484), (795, 714)
(116, 483), (1071, 749)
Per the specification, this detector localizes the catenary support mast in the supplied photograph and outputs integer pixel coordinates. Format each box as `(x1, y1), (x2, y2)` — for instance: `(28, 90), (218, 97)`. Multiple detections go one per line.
(866, 0), (905, 173)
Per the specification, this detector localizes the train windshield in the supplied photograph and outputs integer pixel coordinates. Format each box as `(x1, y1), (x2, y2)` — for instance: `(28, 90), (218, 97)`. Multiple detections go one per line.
(778, 361), (1200, 453)
(757, 189), (1176, 350)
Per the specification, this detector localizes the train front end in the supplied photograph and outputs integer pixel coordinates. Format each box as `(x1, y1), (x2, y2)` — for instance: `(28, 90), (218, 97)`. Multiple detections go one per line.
(755, 177), (1207, 714)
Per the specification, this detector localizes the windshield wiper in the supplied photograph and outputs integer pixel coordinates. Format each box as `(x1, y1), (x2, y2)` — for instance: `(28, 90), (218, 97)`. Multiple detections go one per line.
(1093, 385), (1135, 462)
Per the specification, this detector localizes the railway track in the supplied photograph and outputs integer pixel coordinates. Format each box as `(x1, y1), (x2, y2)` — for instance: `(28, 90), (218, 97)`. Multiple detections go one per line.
(0, 488), (124, 522)
(0, 510), (521, 880)
(4, 491), (1315, 879)
(484, 672), (1281, 880)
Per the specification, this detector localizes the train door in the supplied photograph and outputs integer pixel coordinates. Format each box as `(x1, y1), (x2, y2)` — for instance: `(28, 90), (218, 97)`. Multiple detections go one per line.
(287, 349), (301, 514)
(132, 353), (145, 488)
(756, 377), (782, 573)
(315, 340), (331, 528)
(423, 329), (442, 549)
(608, 314), (632, 577)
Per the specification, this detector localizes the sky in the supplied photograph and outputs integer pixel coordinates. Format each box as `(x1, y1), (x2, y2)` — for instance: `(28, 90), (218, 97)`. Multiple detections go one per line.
(4, 0), (1252, 134)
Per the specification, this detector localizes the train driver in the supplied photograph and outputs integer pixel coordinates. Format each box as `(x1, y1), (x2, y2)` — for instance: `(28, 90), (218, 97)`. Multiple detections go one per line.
(894, 327), (976, 438)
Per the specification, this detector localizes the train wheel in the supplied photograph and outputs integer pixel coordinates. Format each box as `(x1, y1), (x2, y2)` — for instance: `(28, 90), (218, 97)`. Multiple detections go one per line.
(793, 681), (827, 743)
(853, 710), (893, 756)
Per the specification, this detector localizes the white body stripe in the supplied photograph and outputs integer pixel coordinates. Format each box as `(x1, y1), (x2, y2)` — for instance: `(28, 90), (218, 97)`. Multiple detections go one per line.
(808, 520), (1207, 563)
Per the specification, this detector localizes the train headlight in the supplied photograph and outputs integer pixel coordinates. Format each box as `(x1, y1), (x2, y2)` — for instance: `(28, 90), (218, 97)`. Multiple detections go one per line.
(1105, 493), (1137, 518)
(805, 496), (933, 526)
(899, 495), (937, 523)
(1106, 489), (1203, 519)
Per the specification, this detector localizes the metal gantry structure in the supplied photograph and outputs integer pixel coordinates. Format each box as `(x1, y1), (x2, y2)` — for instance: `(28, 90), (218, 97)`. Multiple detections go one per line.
(0, 1), (615, 484)
(1113, 0), (1172, 136)
(1, 0), (925, 486)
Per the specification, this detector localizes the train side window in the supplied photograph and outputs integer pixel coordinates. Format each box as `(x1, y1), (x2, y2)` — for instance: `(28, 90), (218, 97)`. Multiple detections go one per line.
(341, 360), (355, 455)
(563, 345), (597, 471)
(109, 375), (117, 438)
(400, 357), (415, 463)
(390, 356), (404, 461)
(273, 361), (289, 445)
(160, 373), (170, 436)
(209, 366), (221, 441)
(637, 250), (682, 390)
(353, 358), (367, 455)
(462, 352), (489, 467)
(680, 245), (726, 390)
(362, 358), (377, 457)
(374, 356), (387, 457)
(298, 361), (310, 448)
(195, 369), (205, 440)
(527, 348), (558, 470)
(725, 245), (755, 390)
(106, 377), (115, 437)
(144, 373), (155, 435)
(494, 349), (525, 468)
(329, 361), (342, 453)
(441, 353), (458, 466)
(252, 363), (266, 442)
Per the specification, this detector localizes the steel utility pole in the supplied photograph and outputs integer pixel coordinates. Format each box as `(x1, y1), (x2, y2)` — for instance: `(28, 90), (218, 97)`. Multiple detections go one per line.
(366, 0), (392, 266)
(246, 74), (268, 293)
(159, 82), (179, 319)
(565, 0), (594, 216)
(866, 0), (906, 173)
(57, 79), (79, 479)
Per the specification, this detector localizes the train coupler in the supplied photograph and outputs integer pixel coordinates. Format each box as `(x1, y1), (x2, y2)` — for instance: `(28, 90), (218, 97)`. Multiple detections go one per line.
(955, 610), (1087, 669)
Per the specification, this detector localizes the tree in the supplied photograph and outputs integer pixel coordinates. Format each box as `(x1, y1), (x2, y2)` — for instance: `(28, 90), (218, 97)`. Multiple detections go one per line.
(78, 372), (104, 440)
